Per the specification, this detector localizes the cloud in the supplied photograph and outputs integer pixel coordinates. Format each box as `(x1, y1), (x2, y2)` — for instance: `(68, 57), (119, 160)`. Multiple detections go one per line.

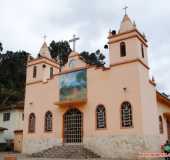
(0, 0), (170, 94)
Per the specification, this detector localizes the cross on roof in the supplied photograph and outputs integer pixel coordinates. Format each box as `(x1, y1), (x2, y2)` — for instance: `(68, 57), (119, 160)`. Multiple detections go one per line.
(43, 35), (47, 42)
(69, 34), (80, 52)
(123, 6), (128, 15)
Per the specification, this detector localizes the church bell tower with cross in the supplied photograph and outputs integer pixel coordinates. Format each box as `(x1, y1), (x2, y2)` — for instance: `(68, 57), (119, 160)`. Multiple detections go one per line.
(108, 8), (159, 142)
(108, 7), (149, 68)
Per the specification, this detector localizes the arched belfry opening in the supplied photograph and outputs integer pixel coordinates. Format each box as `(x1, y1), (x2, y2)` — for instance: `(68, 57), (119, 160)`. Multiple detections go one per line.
(63, 108), (83, 143)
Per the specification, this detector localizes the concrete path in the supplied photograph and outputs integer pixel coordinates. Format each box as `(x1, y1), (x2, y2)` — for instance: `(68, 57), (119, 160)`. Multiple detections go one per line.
(0, 152), (164, 160)
(0, 152), (113, 160)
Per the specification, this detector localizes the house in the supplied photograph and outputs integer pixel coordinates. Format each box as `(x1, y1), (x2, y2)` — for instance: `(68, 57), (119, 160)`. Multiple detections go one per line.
(0, 101), (24, 151)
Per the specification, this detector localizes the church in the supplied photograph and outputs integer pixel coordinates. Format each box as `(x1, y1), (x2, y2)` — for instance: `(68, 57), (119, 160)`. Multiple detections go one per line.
(23, 13), (170, 159)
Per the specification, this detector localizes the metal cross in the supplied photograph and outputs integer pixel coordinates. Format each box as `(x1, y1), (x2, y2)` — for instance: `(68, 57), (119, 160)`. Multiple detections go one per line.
(43, 35), (47, 41)
(69, 34), (80, 52)
(123, 6), (128, 15)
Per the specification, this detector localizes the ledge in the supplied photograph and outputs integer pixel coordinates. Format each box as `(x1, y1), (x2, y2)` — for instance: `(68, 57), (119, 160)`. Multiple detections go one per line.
(54, 99), (87, 106)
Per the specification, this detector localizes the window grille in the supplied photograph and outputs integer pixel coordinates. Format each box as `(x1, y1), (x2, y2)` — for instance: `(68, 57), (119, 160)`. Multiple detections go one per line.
(28, 113), (36, 133)
(45, 111), (52, 131)
(63, 108), (83, 143)
(121, 102), (133, 128)
(96, 105), (106, 129)
(3, 112), (10, 121)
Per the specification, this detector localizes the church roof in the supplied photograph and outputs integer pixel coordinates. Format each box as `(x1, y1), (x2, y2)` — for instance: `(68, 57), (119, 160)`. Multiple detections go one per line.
(157, 91), (170, 106)
(119, 14), (136, 33)
(39, 41), (52, 59)
(69, 51), (79, 58)
(0, 101), (24, 111)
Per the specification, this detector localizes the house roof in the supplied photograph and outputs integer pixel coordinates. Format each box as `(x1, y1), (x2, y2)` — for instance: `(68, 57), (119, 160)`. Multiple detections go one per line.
(0, 101), (24, 111)
(0, 127), (8, 131)
(156, 91), (170, 106)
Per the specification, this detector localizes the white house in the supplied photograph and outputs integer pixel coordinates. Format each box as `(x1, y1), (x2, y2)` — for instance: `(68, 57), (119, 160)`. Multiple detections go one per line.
(0, 101), (24, 150)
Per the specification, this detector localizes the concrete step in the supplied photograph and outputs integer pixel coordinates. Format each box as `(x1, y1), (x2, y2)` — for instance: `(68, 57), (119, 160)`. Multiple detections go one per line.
(32, 145), (101, 159)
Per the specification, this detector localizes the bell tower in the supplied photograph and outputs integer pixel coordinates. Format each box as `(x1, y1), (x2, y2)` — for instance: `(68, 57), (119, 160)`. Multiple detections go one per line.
(26, 41), (59, 84)
(108, 14), (148, 67)
(107, 12), (160, 146)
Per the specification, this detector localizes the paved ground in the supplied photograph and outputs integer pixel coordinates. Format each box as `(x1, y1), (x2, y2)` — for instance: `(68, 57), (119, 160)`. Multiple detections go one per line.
(0, 152), (164, 160)
(0, 152), (113, 160)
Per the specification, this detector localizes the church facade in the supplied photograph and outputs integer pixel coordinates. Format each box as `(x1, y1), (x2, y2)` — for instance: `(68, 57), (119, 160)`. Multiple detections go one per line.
(22, 14), (170, 159)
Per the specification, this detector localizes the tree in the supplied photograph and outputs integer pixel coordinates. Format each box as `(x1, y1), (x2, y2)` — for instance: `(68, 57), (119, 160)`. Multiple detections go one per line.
(0, 42), (2, 52)
(0, 50), (29, 106)
(49, 41), (72, 71)
(80, 50), (105, 67)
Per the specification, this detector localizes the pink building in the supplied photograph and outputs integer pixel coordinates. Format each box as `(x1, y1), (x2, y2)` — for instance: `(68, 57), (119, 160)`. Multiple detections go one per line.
(22, 14), (170, 159)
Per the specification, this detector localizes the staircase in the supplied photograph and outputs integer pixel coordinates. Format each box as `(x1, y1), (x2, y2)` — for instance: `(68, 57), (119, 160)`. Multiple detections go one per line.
(32, 145), (101, 159)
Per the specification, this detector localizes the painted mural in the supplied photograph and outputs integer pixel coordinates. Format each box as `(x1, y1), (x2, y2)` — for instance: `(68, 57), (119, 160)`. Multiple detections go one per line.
(59, 69), (87, 101)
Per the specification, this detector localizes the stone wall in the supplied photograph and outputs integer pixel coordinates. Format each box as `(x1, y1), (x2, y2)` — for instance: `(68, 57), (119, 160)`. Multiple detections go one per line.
(23, 135), (160, 159)
(84, 135), (161, 159)
(22, 138), (62, 154)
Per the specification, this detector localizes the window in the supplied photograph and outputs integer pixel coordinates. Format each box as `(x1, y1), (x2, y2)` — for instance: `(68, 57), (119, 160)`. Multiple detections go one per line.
(50, 67), (53, 78)
(141, 44), (144, 58)
(96, 105), (106, 129)
(28, 113), (35, 133)
(120, 42), (126, 57)
(33, 66), (37, 78)
(69, 59), (77, 68)
(159, 115), (164, 134)
(22, 113), (24, 121)
(45, 111), (52, 132)
(3, 112), (10, 121)
(121, 102), (133, 128)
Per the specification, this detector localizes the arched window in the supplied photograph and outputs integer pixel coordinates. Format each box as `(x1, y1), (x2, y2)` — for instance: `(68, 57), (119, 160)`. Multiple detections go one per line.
(121, 102), (133, 128)
(141, 44), (144, 58)
(120, 42), (126, 57)
(50, 67), (53, 78)
(33, 66), (37, 78)
(28, 113), (36, 133)
(45, 111), (53, 131)
(96, 105), (106, 129)
(159, 115), (164, 134)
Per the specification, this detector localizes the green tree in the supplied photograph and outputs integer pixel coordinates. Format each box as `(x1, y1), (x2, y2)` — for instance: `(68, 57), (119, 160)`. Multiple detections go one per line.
(0, 50), (29, 105)
(80, 50), (105, 67)
(0, 42), (2, 52)
(49, 40), (72, 71)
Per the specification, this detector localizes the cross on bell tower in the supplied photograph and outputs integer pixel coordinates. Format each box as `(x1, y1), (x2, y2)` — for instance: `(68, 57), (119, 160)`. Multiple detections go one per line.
(69, 34), (80, 52)
(123, 6), (128, 15)
(43, 35), (47, 42)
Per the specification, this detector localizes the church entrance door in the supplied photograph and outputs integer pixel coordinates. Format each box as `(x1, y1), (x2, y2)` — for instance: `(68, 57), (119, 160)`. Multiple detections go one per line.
(167, 118), (170, 140)
(63, 108), (83, 143)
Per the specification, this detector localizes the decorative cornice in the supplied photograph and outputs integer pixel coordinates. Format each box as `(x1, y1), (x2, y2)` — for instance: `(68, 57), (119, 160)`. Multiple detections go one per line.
(110, 58), (150, 70)
(28, 57), (59, 68)
(108, 29), (148, 47)
(157, 91), (170, 107)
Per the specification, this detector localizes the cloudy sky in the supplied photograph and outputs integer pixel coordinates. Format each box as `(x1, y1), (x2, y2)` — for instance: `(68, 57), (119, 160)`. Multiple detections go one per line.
(0, 0), (170, 94)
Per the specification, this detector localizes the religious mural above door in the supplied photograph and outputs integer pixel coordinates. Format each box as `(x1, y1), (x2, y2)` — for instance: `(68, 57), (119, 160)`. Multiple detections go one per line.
(59, 69), (87, 102)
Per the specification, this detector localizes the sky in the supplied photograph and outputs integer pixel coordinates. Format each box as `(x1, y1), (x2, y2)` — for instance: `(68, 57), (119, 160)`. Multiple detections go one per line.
(0, 0), (170, 95)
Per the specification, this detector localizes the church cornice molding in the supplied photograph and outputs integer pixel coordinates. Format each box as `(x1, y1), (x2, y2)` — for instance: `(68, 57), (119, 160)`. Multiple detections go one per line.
(110, 58), (150, 70)
(27, 57), (59, 69)
(157, 91), (170, 107)
(26, 58), (150, 86)
(108, 29), (148, 47)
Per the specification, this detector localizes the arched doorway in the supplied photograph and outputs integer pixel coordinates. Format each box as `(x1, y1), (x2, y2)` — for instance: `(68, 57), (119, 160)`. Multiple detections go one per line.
(63, 108), (83, 143)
